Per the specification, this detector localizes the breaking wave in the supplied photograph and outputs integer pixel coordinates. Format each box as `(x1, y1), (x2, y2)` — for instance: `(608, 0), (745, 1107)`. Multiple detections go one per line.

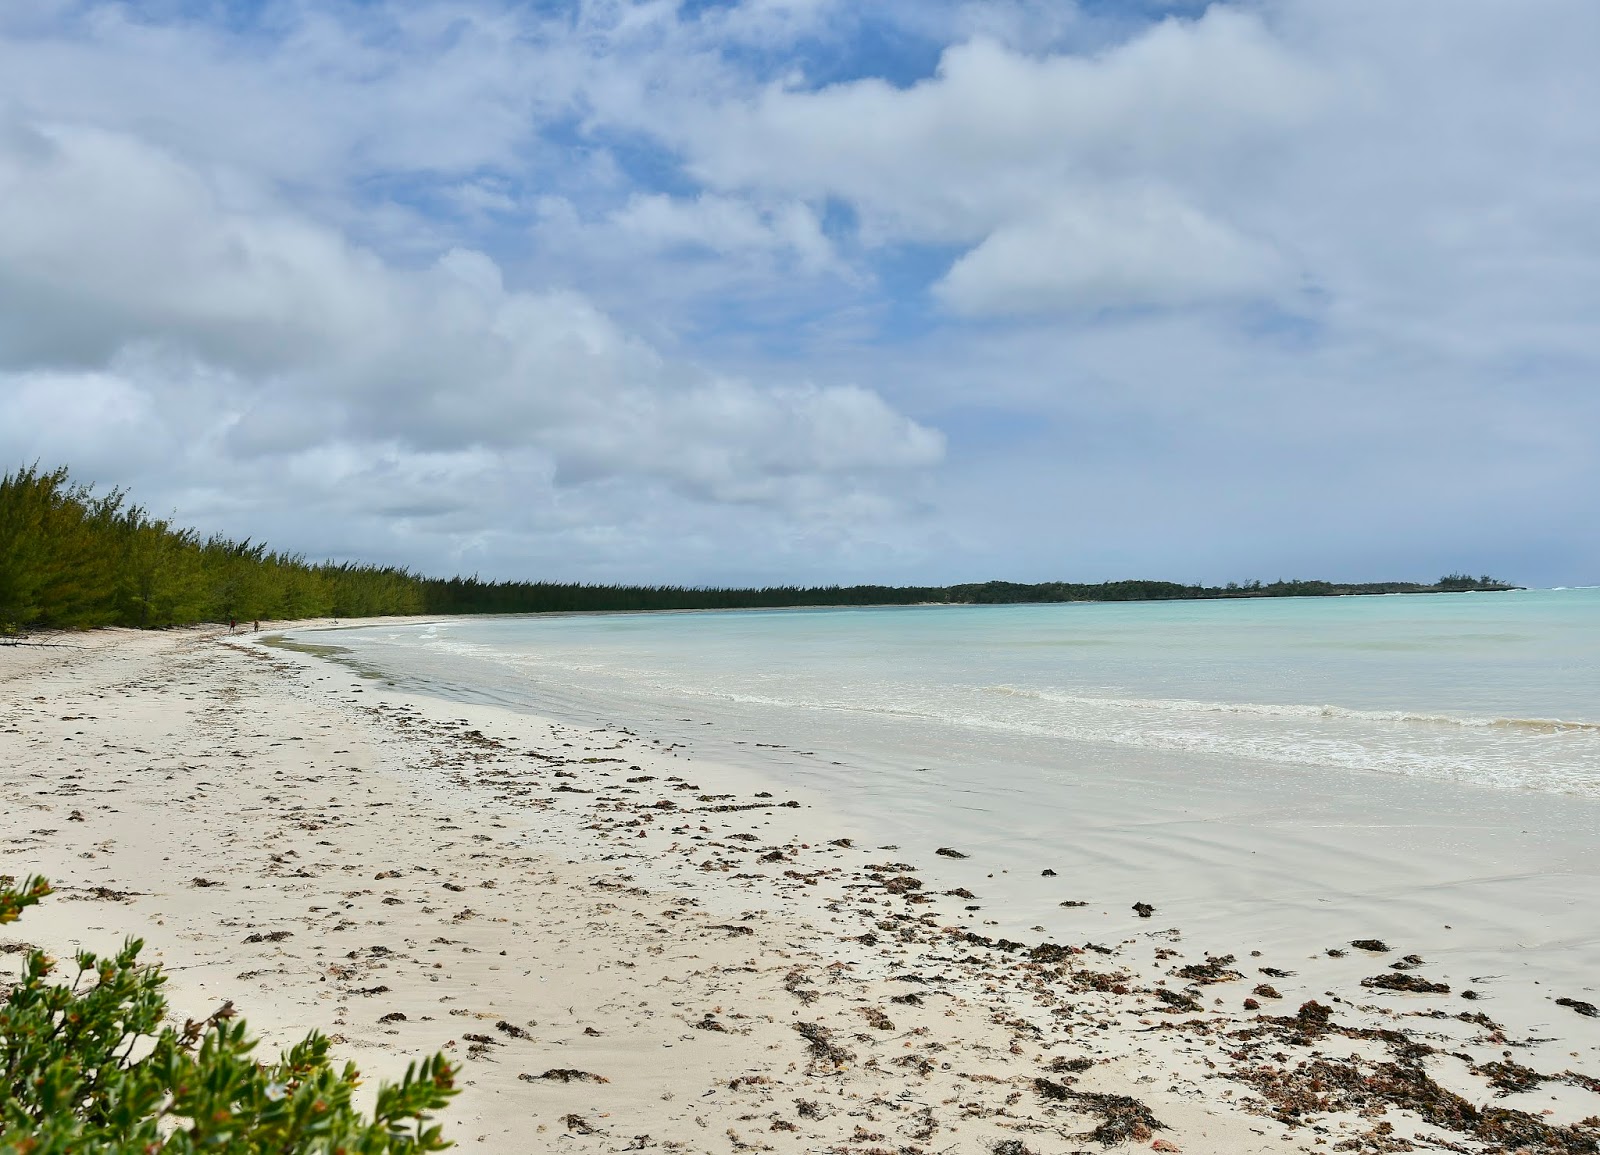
(983, 687), (1600, 734)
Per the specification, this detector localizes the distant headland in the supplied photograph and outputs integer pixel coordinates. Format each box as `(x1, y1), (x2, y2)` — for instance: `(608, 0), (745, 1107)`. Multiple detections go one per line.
(0, 464), (1518, 634)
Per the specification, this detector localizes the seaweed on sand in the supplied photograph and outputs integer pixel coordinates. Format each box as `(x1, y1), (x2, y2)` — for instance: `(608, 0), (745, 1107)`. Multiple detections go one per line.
(794, 1021), (854, 1071)
(1152, 988), (1204, 1013)
(1212, 1002), (1599, 1153)
(1175, 954), (1242, 984)
(521, 1069), (609, 1084)
(1362, 972), (1451, 994)
(1034, 1079), (1166, 1145)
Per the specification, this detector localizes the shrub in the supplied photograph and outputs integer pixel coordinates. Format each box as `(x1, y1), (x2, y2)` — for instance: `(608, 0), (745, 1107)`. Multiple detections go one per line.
(0, 875), (456, 1154)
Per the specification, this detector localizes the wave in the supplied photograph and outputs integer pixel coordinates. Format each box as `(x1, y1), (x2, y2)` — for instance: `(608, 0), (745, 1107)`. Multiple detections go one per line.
(982, 686), (1600, 734)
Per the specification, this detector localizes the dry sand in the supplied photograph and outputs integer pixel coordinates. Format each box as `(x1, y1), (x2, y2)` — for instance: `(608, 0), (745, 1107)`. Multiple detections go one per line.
(4, 625), (1599, 1154)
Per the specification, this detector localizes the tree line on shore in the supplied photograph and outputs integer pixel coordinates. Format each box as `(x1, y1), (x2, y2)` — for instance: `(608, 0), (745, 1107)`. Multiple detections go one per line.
(0, 464), (1516, 633)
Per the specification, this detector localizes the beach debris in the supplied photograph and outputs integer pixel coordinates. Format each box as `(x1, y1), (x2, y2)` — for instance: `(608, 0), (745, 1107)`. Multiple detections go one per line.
(1029, 942), (1075, 963)
(1152, 989), (1203, 1013)
(945, 887), (977, 899)
(990, 1140), (1036, 1155)
(1350, 938), (1389, 952)
(1474, 1059), (1548, 1096)
(522, 1069), (609, 1084)
(1175, 954), (1242, 984)
(189, 877), (221, 888)
(892, 1053), (936, 1078)
(708, 923), (755, 936)
(1252, 983), (1283, 999)
(889, 992), (923, 1006)
(1225, 1029), (1594, 1152)
(880, 874), (923, 895)
(1033, 1081), (1165, 1145)
(1258, 966), (1294, 978)
(1557, 997), (1599, 1018)
(695, 1014), (728, 1032)
(1059, 900), (1087, 907)
(561, 1114), (596, 1135)
(1072, 970), (1132, 995)
(242, 930), (292, 943)
(1389, 952), (1426, 970)
(1132, 902), (1154, 918)
(855, 1006), (895, 1030)
(794, 1021), (854, 1071)
(494, 1020), (531, 1039)
(1362, 973), (1450, 994)
(378, 1012), (406, 1023)
(935, 847), (968, 858)
(783, 967), (820, 1005)
(1046, 1055), (1094, 1074)
(1040, 868), (1056, 876)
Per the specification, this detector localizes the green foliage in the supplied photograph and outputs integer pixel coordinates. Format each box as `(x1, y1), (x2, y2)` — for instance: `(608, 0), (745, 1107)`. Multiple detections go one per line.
(0, 876), (456, 1154)
(0, 465), (424, 632)
(0, 463), (1518, 632)
(1436, 572), (1512, 591)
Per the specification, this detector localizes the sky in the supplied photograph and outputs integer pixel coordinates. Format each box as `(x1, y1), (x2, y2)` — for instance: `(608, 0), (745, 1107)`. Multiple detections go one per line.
(1, 0), (1596, 587)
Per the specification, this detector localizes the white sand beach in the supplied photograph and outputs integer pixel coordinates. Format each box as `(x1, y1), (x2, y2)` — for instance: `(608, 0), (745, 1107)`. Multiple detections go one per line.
(4, 626), (1599, 1154)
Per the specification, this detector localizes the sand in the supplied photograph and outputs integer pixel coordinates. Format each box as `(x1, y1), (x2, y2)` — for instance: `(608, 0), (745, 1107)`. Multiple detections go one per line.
(4, 625), (1599, 1154)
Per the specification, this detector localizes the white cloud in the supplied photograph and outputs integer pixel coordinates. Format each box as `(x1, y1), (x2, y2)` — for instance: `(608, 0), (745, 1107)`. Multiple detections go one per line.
(609, 193), (840, 274)
(935, 187), (1288, 314)
(0, 108), (942, 542)
(657, 12), (1322, 240)
(2, 0), (1599, 583)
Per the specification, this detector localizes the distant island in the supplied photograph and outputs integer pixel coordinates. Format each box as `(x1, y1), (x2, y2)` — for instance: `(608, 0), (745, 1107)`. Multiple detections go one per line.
(0, 464), (1519, 634)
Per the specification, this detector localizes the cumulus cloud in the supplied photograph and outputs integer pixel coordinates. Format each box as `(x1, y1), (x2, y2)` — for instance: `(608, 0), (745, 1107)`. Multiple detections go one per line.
(934, 187), (1289, 315)
(1, 0), (1598, 583)
(0, 107), (941, 541)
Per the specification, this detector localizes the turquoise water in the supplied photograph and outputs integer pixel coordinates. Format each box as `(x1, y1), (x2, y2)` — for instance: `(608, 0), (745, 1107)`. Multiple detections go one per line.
(313, 587), (1600, 796)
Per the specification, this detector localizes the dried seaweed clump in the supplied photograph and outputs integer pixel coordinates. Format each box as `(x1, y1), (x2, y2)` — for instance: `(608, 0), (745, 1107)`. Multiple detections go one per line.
(794, 1021), (854, 1071)
(1220, 1001), (1599, 1154)
(1034, 1079), (1166, 1146)
(520, 1069), (609, 1084)
(1175, 954), (1242, 984)
(1362, 972), (1450, 994)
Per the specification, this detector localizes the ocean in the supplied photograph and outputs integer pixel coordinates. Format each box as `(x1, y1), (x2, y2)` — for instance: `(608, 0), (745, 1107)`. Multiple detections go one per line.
(283, 586), (1600, 959)
(306, 587), (1600, 798)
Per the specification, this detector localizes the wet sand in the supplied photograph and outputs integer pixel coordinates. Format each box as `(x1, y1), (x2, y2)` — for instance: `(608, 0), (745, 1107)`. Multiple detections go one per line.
(4, 625), (1598, 1154)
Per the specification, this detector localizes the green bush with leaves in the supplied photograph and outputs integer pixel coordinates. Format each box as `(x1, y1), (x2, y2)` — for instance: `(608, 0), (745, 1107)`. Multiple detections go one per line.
(0, 875), (456, 1154)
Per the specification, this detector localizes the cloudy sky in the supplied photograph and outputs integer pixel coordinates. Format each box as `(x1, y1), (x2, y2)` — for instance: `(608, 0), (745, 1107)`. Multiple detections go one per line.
(2, 1), (1596, 586)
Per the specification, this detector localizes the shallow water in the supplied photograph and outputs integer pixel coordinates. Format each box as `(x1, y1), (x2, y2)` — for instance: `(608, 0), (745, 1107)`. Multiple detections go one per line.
(283, 592), (1600, 1005)
(304, 588), (1600, 797)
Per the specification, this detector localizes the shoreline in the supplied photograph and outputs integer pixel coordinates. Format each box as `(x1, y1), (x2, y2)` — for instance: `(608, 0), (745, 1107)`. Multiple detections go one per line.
(4, 626), (1598, 1154)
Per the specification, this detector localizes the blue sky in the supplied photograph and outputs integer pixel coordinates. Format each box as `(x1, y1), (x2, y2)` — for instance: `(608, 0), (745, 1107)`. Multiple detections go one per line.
(1, 0), (1597, 586)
